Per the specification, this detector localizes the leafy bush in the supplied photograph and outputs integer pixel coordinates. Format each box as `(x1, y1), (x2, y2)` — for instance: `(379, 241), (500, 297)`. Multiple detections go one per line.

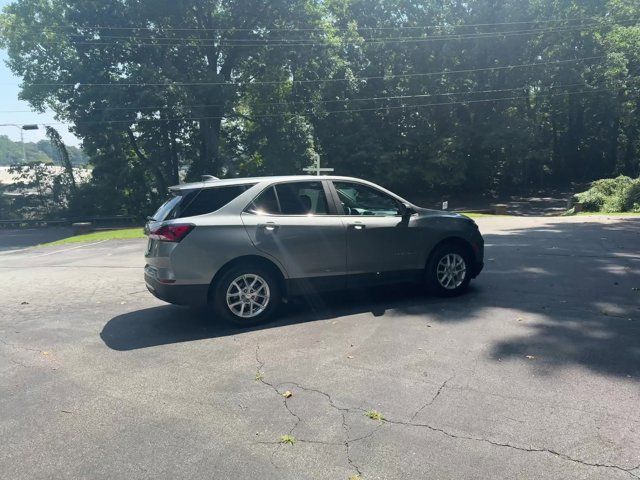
(575, 176), (640, 213)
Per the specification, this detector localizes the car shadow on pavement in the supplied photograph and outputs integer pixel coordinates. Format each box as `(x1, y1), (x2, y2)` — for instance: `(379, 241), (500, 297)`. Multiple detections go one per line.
(100, 285), (457, 351)
(102, 217), (640, 378)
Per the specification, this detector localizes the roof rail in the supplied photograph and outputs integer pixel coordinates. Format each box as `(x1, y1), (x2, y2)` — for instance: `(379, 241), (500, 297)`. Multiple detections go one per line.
(201, 175), (220, 182)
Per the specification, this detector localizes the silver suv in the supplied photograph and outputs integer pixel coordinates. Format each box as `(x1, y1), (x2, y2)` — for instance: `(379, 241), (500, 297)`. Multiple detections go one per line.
(144, 176), (484, 325)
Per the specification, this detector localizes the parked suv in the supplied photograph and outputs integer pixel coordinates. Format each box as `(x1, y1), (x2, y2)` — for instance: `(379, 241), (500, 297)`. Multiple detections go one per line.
(144, 176), (484, 325)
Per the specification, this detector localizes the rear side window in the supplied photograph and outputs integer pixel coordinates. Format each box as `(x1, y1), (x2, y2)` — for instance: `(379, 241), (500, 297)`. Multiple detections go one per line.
(276, 182), (328, 215)
(156, 184), (255, 220)
(247, 182), (329, 215)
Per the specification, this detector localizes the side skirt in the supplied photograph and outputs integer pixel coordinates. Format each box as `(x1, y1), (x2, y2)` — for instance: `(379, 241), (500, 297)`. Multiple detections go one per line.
(285, 270), (423, 297)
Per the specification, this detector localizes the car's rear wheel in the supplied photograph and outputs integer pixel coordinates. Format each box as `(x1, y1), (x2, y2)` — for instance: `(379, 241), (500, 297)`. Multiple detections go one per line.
(425, 243), (472, 296)
(212, 264), (281, 326)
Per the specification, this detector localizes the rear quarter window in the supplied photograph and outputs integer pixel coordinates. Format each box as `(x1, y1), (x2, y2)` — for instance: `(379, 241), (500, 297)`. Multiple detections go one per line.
(156, 184), (255, 220)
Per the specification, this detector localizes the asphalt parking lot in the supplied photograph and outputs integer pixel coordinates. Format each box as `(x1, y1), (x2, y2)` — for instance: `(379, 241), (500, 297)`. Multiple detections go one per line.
(1, 216), (639, 479)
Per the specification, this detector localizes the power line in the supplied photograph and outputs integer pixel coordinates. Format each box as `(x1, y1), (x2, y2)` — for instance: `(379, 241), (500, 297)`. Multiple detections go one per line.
(1, 79), (633, 114)
(46, 19), (636, 43)
(29, 21), (637, 48)
(26, 16), (632, 34)
(2, 56), (605, 88)
(22, 88), (615, 127)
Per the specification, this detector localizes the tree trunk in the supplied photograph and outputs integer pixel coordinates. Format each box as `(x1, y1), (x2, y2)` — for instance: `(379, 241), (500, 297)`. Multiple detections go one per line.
(168, 123), (180, 184)
(608, 92), (623, 176)
(551, 110), (561, 182)
(622, 104), (639, 177)
(197, 114), (222, 177)
(160, 116), (180, 185)
(126, 128), (167, 193)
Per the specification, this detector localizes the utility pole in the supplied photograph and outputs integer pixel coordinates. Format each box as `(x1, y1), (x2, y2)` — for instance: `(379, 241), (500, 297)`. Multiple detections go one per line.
(0, 123), (39, 162)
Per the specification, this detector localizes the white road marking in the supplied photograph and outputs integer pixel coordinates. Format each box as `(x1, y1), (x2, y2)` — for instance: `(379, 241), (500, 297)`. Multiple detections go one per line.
(0, 247), (33, 255)
(28, 240), (110, 258)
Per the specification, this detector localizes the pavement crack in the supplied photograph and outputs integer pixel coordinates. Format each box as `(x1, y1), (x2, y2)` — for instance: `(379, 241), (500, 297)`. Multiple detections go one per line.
(409, 376), (452, 422)
(0, 337), (43, 354)
(383, 417), (640, 478)
(10, 359), (29, 368)
(341, 411), (362, 477)
(276, 381), (365, 415)
(254, 344), (377, 477)
(252, 346), (635, 478)
(256, 439), (342, 446)
(254, 345), (301, 434)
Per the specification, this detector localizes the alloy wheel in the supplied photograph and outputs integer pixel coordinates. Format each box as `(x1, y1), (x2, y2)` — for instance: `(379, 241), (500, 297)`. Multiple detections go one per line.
(226, 274), (271, 318)
(436, 253), (467, 290)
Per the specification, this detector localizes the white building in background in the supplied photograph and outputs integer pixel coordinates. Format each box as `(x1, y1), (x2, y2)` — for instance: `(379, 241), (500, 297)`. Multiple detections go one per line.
(0, 165), (92, 197)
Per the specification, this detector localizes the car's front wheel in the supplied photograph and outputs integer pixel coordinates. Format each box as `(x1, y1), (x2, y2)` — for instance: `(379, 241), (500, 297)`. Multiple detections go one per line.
(425, 243), (472, 296)
(212, 264), (281, 326)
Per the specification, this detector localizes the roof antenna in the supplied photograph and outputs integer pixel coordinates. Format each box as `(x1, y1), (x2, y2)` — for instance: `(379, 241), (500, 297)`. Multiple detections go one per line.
(201, 175), (220, 181)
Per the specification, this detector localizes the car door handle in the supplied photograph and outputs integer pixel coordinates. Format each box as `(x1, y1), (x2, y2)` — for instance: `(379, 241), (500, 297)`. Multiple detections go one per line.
(258, 222), (279, 231)
(348, 223), (366, 230)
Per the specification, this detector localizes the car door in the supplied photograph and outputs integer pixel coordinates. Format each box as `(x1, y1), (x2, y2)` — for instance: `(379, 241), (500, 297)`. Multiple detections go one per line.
(330, 180), (424, 283)
(241, 180), (347, 292)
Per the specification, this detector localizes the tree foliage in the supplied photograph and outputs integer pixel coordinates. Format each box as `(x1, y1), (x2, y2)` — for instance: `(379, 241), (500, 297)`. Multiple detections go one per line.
(1, 0), (639, 215)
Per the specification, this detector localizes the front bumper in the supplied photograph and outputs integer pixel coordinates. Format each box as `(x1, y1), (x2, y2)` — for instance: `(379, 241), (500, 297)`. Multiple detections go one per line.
(470, 261), (484, 278)
(144, 269), (209, 307)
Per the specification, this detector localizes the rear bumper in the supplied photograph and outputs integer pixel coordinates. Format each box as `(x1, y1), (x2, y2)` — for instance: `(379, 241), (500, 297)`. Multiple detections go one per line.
(144, 271), (209, 307)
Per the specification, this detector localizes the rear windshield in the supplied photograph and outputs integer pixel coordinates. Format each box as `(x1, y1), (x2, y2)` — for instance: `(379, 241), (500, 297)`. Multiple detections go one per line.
(152, 184), (255, 221)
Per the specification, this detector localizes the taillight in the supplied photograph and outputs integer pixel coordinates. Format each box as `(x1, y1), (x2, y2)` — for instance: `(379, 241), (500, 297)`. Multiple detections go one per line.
(148, 224), (194, 242)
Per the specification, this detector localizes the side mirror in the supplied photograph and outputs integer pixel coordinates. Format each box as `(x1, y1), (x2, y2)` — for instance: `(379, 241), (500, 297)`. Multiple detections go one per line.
(398, 202), (415, 217)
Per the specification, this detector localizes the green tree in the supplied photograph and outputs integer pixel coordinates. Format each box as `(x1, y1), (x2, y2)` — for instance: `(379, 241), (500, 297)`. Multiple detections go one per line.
(45, 126), (76, 192)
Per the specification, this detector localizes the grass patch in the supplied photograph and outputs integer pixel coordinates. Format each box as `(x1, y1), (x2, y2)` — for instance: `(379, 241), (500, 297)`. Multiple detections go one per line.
(279, 434), (296, 445)
(365, 409), (384, 421)
(41, 227), (144, 246)
(458, 212), (503, 218)
(575, 211), (640, 217)
(563, 208), (640, 217)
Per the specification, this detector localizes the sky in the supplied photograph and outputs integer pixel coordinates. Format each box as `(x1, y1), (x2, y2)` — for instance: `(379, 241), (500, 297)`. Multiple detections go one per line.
(0, 0), (81, 147)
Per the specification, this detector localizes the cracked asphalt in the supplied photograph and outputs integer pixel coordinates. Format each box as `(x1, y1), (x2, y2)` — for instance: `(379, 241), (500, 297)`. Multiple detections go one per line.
(1, 215), (639, 479)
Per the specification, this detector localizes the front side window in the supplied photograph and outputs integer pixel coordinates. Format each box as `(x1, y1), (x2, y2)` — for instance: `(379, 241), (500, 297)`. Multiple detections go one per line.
(247, 181), (329, 215)
(248, 186), (279, 214)
(333, 182), (401, 216)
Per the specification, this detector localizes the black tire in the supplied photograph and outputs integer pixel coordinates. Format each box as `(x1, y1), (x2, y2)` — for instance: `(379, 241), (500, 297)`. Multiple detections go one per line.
(425, 243), (472, 297)
(211, 264), (282, 326)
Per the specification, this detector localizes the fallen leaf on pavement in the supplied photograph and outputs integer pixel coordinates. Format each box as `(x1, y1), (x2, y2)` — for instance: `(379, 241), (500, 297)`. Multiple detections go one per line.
(525, 355), (535, 360)
(347, 355), (354, 359)
(282, 390), (292, 398)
